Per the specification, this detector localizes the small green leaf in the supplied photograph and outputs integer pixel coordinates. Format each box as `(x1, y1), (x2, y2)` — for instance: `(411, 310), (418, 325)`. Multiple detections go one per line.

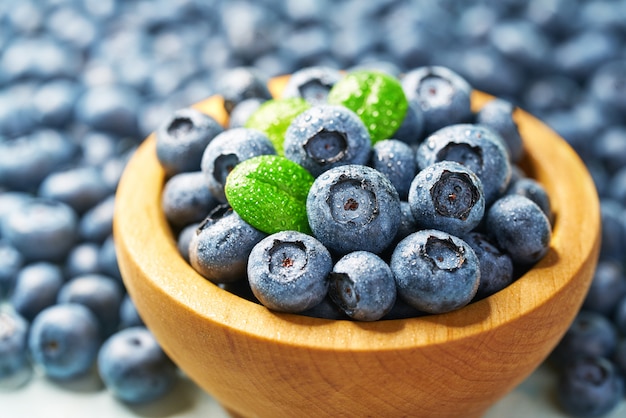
(224, 155), (314, 234)
(245, 98), (310, 155)
(327, 70), (408, 144)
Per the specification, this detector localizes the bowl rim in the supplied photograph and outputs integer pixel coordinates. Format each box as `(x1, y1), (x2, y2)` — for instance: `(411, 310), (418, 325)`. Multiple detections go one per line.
(114, 75), (600, 352)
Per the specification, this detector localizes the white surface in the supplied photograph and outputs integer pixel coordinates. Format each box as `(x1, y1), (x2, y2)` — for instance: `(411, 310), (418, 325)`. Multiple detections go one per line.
(2, 362), (626, 418)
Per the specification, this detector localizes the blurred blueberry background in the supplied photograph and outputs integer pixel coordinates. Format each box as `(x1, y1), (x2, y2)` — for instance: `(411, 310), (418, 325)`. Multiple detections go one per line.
(2, 0), (626, 416)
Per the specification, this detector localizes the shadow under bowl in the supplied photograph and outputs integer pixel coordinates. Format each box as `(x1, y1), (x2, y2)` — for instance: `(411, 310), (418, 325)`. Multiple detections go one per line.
(114, 78), (600, 418)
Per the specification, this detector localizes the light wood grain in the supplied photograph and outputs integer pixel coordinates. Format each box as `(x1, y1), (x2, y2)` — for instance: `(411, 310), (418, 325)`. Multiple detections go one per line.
(114, 77), (600, 418)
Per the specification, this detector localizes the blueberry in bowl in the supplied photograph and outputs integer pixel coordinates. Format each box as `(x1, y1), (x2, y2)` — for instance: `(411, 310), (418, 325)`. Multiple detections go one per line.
(114, 71), (600, 418)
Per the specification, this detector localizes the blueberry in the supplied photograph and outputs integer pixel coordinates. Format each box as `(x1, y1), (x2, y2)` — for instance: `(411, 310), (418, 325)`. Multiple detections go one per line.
(590, 59), (626, 115)
(299, 296), (349, 320)
(228, 98), (265, 129)
(200, 127), (276, 203)
(11, 262), (65, 322)
(486, 194), (552, 266)
(57, 274), (124, 338)
(306, 164), (401, 255)
(215, 66), (272, 114)
(247, 230), (332, 313)
(551, 311), (618, 368)
(284, 105), (371, 177)
(176, 222), (200, 263)
(556, 356), (623, 418)
(28, 303), (101, 381)
(582, 260), (626, 317)
(369, 139), (417, 201)
(553, 29), (622, 81)
(38, 166), (112, 215)
(98, 235), (122, 282)
(598, 199), (626, 263)
(119, 295), (144, 329)
(328, 251), (396, 321)
(607, 167), (626, 206)
(391, 229), (480, 314)
(462, 231), (514, 301)
(0, 240), (23, 298)
(613, 339), (626, 376)
(32, 79), (82, 128)
(408, 161), (485, 237)
(416, 123), (512, 205)
(98, 327), (178, 404)
(189, 208), (266, 283)
(78, 194), (115, 243)
(505, 176), (553, 221)
(391, 100), (425, 146)
(488, 19), (552, 72)
(591, 127), (626, 176)
(613, 296), (626, 336)
(65, 242), (102, 278)
(162, 171), (218, 228)
(155, 107), (224, 177)
(0, 308), (30, 385)
(475, 98), (524, 163)
(522, 75), (582, 114)
(401, 65), (473, 135)
(281, 65), (343, 105)
(1, 198), (78, 262)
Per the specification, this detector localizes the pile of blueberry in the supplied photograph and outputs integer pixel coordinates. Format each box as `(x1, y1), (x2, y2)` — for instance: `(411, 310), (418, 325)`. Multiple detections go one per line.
(1, 0), (626, 416)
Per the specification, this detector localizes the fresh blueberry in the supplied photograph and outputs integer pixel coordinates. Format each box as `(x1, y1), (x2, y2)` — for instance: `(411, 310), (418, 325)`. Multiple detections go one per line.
(408, 161), (485, 237)
(369, 139), (417, 200)
(38, 166), (112, 215)
(215, 66), (272, 114)
(551, 311), (618, 368)
(65, 242), (102, 278)
(475, 98), (524, 163)
(78, 194), (115, 243)
(284, 105), (371, 177)
(590, 59), (626, 115)
(505, 176), (552, 221)
(306, 164), (401, 255)
(1, 198), (78, 262)
(391, 229), (480, 314)
(0, 308), (30, 386)
(401, 65), (473, 135)
(591, 127), (626, 176)
(247, 230), (332, 313)
(155, 107), (224, 177)
(522, 75), (582, 114)
(189, 208), (266, 283)
(462, 231), (514, 301)
(486, 194), (552, 266)
(11, 262), (65, 322)
(598, 199), (626, 263)
(176, 222), (200, 263)
(556, 356), (623, 418)
(119, 295), (144, 329)
(28, 303), (101, 381)
(281, 65), (343, 105)
(0, 240), (23, 298)
(392, 100), (425, 146)
(200, 127), (276, 203)
(487, 19), (552, 73)
(32, 79), (82, 128)
(416, 123), (512, 205)
(613, 296), (626, 336)
(228, 98), (265, 129)
(299, 296), (349, 320)
(162, 171), (218, 228)
(607, 167), (626, 207)
(582, 260), (626, 317)
(98, 235), (123, 282)
(0, 83), (41, 139)
(98, 326), (178, 404)
(553, 29), (622, 81)
(328, 251), (396, 321)
(57, 274), (124, 338)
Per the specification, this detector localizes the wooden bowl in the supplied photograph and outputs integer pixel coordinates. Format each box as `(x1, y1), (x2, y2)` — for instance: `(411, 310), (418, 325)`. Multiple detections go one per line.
(114, 76), (600, 418)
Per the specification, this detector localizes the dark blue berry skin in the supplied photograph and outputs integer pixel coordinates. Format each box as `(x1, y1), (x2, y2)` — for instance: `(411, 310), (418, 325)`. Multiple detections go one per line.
(556, 356), (624, 418)
(28, 303), (101, 381)
(590, 59), (626, 115)
(523, 75), (582, 114)
(401, 66), (473, 135)
(57, 274), (124, 338)
(613, 296), (626, 336)
(553, 30), (622, 81)
(328, 251), (396, 321)
(408, 161), (485, 237)
(78, 194), (115, 243)
(281, 66), (343, 106)
(306, 164), (401, 255)
(0, 309), (30, 383)
(462, 231), (514, 301)
(607, 167), (626, 207)
(475, 98), (524, 163)
(485, 195), (552, 266)
(299, 296), (349, 320)
(0, 240), (23, 298)
(228, 98), (265, 129)
(613, 339), (626, 376)
(33, 79), (82, 128)
(416, 123), (512, 205)
(369, 139), (417, 201)
(1, 198), (78, 262)
(390, 229), (480, 314)
(592, 127), (626, 176)
(247, 230), (332, 313)
(505, 176), (553, 221)
(38, 166), (112, 215)
(119, 295), (144, 329)
(98, 327), (178, 404)
(155, 107), (224, 177)
(551, 311), (619, 369)
(215, 66), (272, 115)
(177, 222), (200, 263)
(200, 127), (276, 203)
(98, 235), (122, 282)
(65, 242), (102, 278)
(488, 20), (552, 72)
(583, 260), (626, 318)
(162, 171), (217, 228)
(284, 105), (371, 178)
(76, 84), (141, 138)
(11, 262), (65, 322)
(392, 100), (425, 146)
(598, 199), (626, 263)
(189, 209), (266, 284)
